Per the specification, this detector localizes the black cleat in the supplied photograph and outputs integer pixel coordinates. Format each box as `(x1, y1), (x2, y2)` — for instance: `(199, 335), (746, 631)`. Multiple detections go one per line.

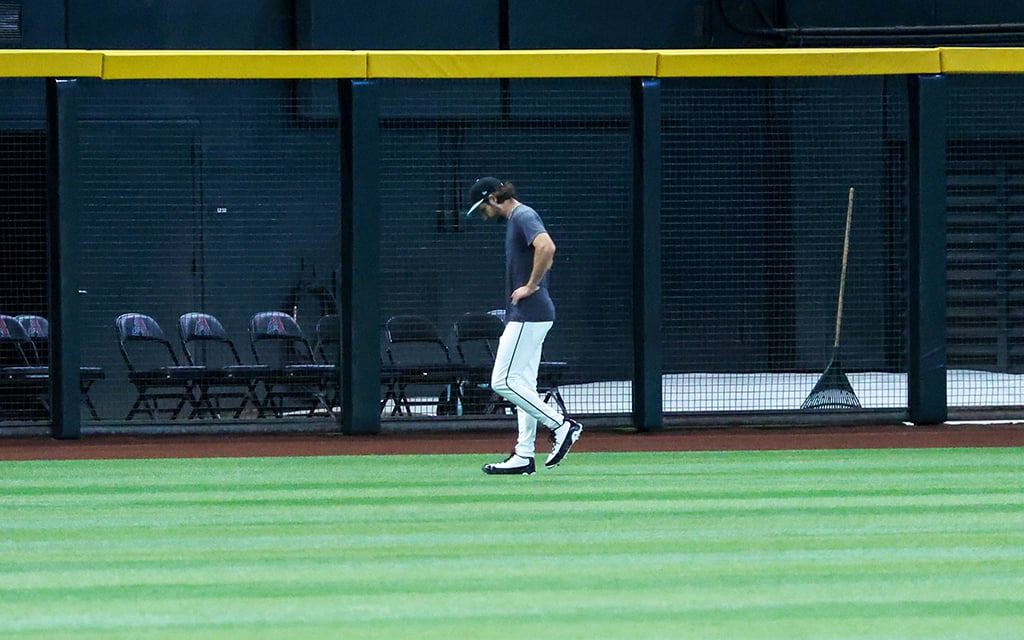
(545, 419), (583, 468)
(483, 453), (536, 475)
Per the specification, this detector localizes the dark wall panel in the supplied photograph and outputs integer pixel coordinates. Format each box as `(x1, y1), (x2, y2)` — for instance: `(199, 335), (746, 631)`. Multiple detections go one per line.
(784, 1), (929, 28)
(67, 0), (292, 49)
(785, 0), (1024, 28)
(935, 1), (1024, 24)
(5, 0), (66, 48)
(296, 0), (498, 49)
(510, 0), (705, 49)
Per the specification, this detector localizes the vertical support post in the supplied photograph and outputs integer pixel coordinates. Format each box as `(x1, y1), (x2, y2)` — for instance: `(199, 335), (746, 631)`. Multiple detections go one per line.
(338, 79), (381, 434)
(631, 78), (663, 431)
(907, 74), (947, 425)
(46, 78), (81, 439)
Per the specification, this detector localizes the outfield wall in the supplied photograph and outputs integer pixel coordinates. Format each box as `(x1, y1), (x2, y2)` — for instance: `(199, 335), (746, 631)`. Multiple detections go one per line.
(1, 48), (1022, 436)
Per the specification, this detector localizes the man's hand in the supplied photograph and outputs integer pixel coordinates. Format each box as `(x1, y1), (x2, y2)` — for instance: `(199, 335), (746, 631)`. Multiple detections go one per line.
(511, 283), (539, 305)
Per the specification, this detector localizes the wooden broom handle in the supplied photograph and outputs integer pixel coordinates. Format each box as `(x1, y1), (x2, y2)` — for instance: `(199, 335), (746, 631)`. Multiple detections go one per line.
(834, 187), (854, 349)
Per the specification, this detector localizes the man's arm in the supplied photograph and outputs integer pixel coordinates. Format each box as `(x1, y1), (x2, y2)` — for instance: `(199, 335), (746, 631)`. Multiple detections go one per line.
(511, 232), (556, 305)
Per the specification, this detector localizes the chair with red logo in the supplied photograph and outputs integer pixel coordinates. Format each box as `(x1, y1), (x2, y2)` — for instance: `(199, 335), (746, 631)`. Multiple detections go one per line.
(248, 311), (334, 418)
(115, 313), (202, 420)
(0, 314), (49, 419)
(15, 314), (106, 420)
(179, 312), (267, 419)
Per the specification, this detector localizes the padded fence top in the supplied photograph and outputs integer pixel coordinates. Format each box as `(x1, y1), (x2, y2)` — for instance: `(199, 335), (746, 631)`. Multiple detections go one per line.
(3, 47), (1024, 79)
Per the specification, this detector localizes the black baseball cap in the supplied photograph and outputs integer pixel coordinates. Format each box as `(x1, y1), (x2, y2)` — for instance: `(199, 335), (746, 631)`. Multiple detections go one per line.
(465, 177), (503, 217)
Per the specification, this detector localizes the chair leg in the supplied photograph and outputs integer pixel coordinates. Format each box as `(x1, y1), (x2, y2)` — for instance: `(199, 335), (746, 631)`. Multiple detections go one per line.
(81, 382), (101, 420)
(543, 387), (568, 417)
(126, 390), (150, 420)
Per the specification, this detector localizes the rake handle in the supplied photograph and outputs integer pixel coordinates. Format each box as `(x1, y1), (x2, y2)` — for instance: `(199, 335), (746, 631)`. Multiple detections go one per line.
(834, 187), (855, 350)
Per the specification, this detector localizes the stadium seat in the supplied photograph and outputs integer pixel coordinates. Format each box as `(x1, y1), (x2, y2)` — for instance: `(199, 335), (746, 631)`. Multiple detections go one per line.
(0, 314), (49, 419)
(179, 312), (267, 419)
(383, 314), (464, 416)
(313, 314), (341, 410)
(115, 313), (202, 420)
(15, 314), (106, 420)
(248, 311), (334, 418)
(453, 311), (511, 415)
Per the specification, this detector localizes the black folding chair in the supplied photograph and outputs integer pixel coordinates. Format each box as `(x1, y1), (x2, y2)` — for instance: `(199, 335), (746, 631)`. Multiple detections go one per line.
(384, 314), (464, 416)
(115, 313), (202, 420)
(15, 314), (106, 420)
(179, 312), (267, 419)
(248, 311), (334, 418)
(478, 309), (569, 417)
(313, 314), (342, 410)
(453, 311), (511, 415)
(0, 314), (49, 419)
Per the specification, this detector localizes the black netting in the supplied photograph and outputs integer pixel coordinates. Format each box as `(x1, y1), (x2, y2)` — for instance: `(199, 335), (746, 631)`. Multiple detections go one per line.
(0, 78), (49, 422)
(947, 75), (1024, 412)
(378, 79), (633, 418)
(76, 79), (340, 423)
(662, 76), (908, 413)
(4, 67), (1024, 429)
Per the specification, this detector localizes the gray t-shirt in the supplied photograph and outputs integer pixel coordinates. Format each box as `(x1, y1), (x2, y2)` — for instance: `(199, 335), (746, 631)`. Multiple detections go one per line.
(505, 204), (556, 323)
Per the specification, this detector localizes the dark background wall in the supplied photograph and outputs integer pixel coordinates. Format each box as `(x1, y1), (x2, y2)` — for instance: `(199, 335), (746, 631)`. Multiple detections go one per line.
(2, 1), (1024, 418)
(10, 1), (1024, 52)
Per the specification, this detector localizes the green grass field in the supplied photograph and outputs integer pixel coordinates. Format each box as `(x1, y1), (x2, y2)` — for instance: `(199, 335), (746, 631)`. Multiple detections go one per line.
(2, 447), (1023, 639)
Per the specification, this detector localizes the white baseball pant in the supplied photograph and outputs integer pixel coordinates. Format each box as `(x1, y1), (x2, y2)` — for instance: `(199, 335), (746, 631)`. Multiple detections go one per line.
(490, 320), (565, 458)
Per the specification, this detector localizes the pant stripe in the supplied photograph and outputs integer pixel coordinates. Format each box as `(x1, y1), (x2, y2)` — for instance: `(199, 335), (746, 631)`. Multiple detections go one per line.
(493, 321), (561, 430)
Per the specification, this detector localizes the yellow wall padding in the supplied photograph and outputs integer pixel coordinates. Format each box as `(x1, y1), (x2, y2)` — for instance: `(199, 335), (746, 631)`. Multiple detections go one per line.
(0, 49), (103, 78)
(939, 47), (1024, 74)
(8, 48), (1024, 80)
(367, 50), (658, 78)
(657, 48), (941, 77)
(101, 51), (367, 80)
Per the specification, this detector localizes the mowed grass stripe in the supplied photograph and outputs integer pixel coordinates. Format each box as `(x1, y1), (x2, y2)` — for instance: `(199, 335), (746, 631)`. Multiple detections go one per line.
(1, 448), (1022, 639)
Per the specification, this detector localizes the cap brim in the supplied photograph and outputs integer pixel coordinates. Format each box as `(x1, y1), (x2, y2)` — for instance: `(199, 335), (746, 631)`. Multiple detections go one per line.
(464, 198), (486, 217)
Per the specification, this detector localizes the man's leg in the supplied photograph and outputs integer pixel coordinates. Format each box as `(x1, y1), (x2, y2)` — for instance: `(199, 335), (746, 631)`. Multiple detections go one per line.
(485, 321), (581, 474)
(491, 321), (562, 454)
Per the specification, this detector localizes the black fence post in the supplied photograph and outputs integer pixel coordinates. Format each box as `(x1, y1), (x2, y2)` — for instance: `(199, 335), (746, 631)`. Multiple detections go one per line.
(632, 78), (663, 431)
(46, 78), (82, 440)
(907, 74), (947, 425)
(338, 79), (382, 434)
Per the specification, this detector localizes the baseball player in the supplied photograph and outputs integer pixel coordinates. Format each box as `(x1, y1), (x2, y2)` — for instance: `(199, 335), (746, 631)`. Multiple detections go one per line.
(465, 177), (583, 475)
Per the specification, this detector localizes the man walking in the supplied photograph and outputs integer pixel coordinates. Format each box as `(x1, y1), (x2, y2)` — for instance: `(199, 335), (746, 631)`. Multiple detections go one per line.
(465, 177), (583, 475)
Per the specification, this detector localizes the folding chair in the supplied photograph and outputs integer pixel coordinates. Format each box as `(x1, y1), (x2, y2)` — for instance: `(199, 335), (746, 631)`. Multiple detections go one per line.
(313, 314), (342, 410)
(384, 314), (464, 416)
(482, 309), (568, 416)
(248, 311), (334, 418)
(115, 313), (202, 420)
(15, 314), (106, 420)
(179, 312), (267, 419)
(453, 311), (511, 414)
(0, 314), (49, 419)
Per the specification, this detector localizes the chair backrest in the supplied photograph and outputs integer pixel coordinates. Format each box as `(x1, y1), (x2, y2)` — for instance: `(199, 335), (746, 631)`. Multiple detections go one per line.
(487, 308), (507, 324)
(15, 314), (48, 365)
(314, 314), (340, 365)
(454, 311), (504, 366)
(0, 314), (36, 367)
(248, 311), (315, 366)
(115, 313), (181, 371)
(385, 314), (451, 367)
(179, 312), (243, 368)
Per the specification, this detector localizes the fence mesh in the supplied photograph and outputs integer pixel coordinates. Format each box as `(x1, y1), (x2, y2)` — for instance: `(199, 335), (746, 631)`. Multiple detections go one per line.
(5, 67), (1024, 428)
(0, 78), (49, 422)
(378, 78), (634, 417)
(77, 79), (340, 423)
(947, 75), (1024, 412)
(661, 76), (908, 413)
